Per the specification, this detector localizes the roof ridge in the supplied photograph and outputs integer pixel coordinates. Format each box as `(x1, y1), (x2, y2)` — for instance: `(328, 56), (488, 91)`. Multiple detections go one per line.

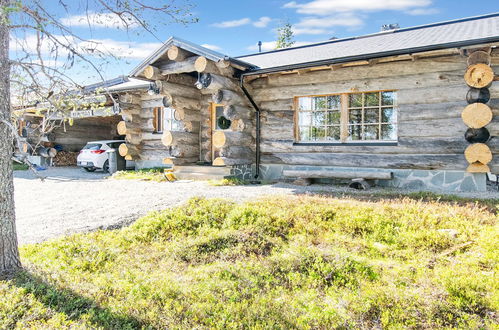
(237, 12), (499, 59)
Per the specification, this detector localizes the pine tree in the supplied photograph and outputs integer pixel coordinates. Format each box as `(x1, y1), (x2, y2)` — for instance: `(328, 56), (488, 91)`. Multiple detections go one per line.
(276, 21), (295, 49)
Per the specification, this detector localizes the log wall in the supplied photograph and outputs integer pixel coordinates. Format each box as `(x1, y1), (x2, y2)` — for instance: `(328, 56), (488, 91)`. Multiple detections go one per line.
(248, 54), (499, 173)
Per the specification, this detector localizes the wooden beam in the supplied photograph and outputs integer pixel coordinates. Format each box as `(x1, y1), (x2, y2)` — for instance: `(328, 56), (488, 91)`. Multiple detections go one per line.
(158, 56), (198, 75)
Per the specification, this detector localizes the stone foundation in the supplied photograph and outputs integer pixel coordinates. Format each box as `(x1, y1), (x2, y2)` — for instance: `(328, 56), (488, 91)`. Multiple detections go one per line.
(231, 164), (487, 192)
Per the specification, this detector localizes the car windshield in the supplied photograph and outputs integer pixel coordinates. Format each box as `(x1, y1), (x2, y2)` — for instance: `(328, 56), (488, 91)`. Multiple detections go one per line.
(83, 143), (102, 150)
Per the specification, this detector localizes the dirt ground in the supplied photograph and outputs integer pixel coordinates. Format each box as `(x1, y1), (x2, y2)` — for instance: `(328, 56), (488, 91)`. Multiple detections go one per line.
(13, 167), (497, 245)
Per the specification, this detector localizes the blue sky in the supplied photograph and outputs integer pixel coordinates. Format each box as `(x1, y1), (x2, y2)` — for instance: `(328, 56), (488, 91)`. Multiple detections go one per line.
(14, 0), (499, 85)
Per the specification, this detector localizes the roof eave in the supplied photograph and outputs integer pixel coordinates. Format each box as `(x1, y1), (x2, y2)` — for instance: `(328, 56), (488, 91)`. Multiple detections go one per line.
(129, 36), (257, 77)
(240, 37), (499, 77)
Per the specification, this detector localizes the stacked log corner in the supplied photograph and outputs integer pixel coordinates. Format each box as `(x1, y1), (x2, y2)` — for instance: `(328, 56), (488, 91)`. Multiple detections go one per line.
(463, 50), (494, 173)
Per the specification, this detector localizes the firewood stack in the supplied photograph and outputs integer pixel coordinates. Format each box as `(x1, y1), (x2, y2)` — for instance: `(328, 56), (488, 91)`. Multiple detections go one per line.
(462, 50), (495, 173)
(53, 150), (78, 166)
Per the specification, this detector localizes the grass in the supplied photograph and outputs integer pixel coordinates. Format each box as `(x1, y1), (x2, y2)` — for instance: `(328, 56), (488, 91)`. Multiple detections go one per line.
(208, 177), (251, 186)
(12, 162), (29, 171)
(1, 195), (498, 328)
(110, 168), (171, 182)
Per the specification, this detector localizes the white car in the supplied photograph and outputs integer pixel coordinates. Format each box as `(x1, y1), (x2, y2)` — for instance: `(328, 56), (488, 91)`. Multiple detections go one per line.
(77, 140), (125, 172)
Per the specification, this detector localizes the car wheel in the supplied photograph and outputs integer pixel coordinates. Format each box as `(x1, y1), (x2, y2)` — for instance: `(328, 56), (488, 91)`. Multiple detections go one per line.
(84, 167), (96, 172)
(102, 160), (109, 173)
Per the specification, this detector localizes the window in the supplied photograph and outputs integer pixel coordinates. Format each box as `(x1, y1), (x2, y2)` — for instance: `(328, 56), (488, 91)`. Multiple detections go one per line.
(153, 107), (182, 133)
(296, 91), (397, 143)
(348, 91), (396, 141)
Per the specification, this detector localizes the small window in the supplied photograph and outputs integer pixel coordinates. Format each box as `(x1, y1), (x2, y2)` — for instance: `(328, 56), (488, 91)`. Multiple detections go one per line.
(153, 107), (181, 133)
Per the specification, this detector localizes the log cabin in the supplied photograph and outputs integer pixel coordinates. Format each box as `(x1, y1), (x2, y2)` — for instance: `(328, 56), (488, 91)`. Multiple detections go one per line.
(114, 13), (499, 191)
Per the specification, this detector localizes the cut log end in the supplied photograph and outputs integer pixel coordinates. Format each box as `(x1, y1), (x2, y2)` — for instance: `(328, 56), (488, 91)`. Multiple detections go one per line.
(464, 64), (494, 88)
(464, 143), (493, 165)
(117, 121), (127, 135)
(212, 131), (226, 148)
(461, 103), (493, 128)
(143, 65), (161, 80)
(466, 162), (490, 173)
(118, 143), (129, 157)
(162, 131), (174, 147)
(125, 155), (133, 161)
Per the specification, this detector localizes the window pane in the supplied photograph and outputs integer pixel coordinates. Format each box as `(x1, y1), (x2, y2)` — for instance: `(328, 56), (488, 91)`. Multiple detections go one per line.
(327, 95), (340, 109)
(381, 91), (395, 105)
(381, 124), (397, 140)
(298, 112), (311, 125)
(381, 108), (394, 123)
(164, 107), (172, 118)
(299, 126), (311, 141)
(364, 109), (379, 123)
(313, 97), (327, 110)
(349, 109), (362, 124)
(364, 125), (379, 140)
(326, 110), (340, 125)
(312, 111), (326, 126)
(349, 125), (362, 140)
(326, 126), (340, 141)
(349, 93), (363, 107)
(298, 97), (312, 110)
(365, 92), (379, 107)
(310, 126), (325, 140)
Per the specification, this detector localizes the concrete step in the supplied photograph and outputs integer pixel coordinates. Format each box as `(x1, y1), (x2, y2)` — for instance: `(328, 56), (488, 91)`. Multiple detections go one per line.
(174, 172), (230, 181)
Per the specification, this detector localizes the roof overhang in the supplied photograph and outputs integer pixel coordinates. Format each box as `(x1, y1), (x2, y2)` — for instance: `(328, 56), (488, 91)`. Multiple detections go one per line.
(129, 36), (257, 77)
(240, 37), (499, 77)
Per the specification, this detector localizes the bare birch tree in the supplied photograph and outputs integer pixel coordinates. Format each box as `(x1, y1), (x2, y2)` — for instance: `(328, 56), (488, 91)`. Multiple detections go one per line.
(0, 0), (197, 275)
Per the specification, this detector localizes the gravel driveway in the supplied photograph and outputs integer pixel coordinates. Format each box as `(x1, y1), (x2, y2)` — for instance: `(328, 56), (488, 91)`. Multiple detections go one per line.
(14, 167), (497, 245)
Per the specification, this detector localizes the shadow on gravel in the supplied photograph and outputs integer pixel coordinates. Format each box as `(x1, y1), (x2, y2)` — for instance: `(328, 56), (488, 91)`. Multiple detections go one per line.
(14, 167), (108, 182)
(7, 270), (146, 328)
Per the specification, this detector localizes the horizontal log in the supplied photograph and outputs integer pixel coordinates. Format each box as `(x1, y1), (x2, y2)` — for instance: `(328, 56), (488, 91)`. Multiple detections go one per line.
(282, 170), (393, 180)
(248, 56), (467, 89)
(160, 81), (200, 99)
(182, 121), (200, 133)
(224, 105), (252, 120)
(464, 143), (493, 164)
(461, 103), (493, 128)
(212, 131), (252, 148)
(259, 136), (499, 155)
(167, 45), (191, 62)
(163, 157), (198, 166)
(212, 89), (245, 105)
(141, 96), (170, 109)
(158, 56), (198, 75)
(195, 73), (239, 93)
(464, 63), (494, 88)
(260, 153), (471, 171)
(118, 143), (141, 157)
(143, 65), (162, 80)
(174, 108), (201, 121)
(161, 131), (198, 147)
(171, 145), (199, 158)
(219, 146), (254, 159)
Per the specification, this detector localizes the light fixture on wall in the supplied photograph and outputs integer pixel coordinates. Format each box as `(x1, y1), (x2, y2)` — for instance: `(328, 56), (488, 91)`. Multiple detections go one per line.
(147, 82), (160, 95)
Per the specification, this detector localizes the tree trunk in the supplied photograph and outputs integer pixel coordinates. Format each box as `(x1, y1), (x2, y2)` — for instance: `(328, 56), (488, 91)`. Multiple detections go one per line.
(0, 1), (21, 273)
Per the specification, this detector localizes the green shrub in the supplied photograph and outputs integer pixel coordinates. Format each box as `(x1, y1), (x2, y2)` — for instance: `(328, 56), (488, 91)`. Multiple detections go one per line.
(4, 195), (497, 328)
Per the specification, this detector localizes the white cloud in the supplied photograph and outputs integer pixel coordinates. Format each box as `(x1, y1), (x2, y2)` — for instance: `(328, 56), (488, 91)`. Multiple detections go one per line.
(295, 13), (364, 29)
(11, 33), (161, 60)
(405, 8), (439, 15)
(212, 18), (251, 28)
(201, 43), (222, 51)
(283, 0), (432, 15)
(247, 40), (312, 52)
(253, 16), (272, 28)
(292, 27), (332, 35)
(60, 12), (140, 29)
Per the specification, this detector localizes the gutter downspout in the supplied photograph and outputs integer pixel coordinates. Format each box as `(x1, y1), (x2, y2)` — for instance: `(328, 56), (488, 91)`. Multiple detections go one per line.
(239, 75), (260, 179)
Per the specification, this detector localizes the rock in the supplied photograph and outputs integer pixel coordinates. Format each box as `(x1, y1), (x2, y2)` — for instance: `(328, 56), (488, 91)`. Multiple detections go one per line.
(293, 178), (312, 186)
(438, 229), (459, 239)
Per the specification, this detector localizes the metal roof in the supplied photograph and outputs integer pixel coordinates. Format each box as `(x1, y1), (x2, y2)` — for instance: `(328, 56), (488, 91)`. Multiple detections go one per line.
(129, 36), (256, 77)
(238, 12), (499, 74)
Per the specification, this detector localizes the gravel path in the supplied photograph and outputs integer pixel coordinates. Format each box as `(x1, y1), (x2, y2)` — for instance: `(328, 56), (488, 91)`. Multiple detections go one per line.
(14, 167), (497, 245)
